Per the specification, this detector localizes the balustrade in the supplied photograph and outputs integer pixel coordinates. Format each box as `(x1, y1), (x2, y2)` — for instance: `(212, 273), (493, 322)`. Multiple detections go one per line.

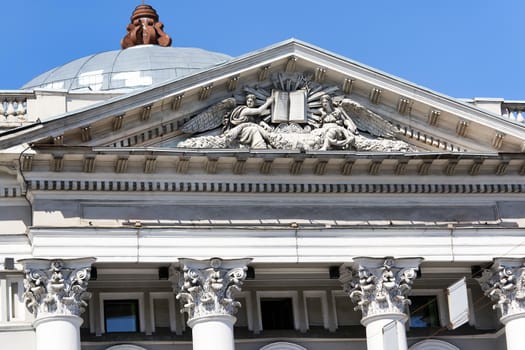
(0, 91), (35, 126)
(502, 102), (525, 124)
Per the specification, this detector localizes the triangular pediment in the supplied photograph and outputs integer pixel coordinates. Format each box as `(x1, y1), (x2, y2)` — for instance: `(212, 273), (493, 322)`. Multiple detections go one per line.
(2, 39), (525, 154)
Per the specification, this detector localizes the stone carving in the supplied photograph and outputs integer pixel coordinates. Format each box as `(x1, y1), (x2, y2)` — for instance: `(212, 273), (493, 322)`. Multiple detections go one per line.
(477, 258), (525, 319)
(176, 258), (251, 321)
(121, 4), (172, 49)
(177, 72), (413, 152)
(181, 97), (237, 134)
(339, 257), (422, 319)
(21, 258), (95, 317)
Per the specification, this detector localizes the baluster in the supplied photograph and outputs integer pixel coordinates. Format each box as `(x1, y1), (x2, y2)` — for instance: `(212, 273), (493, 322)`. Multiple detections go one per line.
(503, 107), (511, 119)
(12, 100), (19, 115)
(6, 100), (16, 116)
(517, 111), (525, 123)
(14, 99), (25, 116)
(19, 99), (27, 115)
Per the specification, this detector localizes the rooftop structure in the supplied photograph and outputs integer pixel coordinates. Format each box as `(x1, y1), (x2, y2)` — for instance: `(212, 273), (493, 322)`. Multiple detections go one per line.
(21, 46), (231, 93)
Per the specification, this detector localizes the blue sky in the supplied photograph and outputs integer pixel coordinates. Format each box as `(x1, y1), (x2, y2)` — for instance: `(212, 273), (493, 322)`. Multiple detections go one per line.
(4, 1), (524, 99)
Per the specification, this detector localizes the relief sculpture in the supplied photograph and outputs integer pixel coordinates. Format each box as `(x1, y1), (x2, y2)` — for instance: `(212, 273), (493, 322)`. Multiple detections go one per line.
(177, 72), (413, 151)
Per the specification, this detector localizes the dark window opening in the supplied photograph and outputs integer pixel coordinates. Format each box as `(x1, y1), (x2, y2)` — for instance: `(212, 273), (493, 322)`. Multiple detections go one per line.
(261, 298), (294, 330)
(104, 299), (140, 333)
(409, 295), (440, 328)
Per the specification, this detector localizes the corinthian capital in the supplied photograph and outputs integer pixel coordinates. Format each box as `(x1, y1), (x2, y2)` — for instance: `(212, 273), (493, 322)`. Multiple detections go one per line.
(339, 257), (422, 320)
(477, 258), (525, 322)
(175, 258), (251, 321)
(20, 258), (95, 318)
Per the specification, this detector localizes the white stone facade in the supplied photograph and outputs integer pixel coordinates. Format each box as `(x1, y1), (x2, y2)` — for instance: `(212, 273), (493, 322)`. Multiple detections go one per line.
(1, 37), (525, 350)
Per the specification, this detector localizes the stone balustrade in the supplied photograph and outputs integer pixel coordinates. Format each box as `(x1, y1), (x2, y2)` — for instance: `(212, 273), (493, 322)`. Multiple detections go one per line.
(502, 101), (525, 124)
(0, 91), (35, 128)
(461, 98), (525, 125)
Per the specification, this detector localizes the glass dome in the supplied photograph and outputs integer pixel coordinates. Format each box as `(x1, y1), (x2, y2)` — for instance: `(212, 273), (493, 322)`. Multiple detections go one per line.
(22, 45), (231, 92)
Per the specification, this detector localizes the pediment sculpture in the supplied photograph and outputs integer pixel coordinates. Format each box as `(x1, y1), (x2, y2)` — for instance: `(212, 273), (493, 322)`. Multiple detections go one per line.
(177, 72), (413, 152)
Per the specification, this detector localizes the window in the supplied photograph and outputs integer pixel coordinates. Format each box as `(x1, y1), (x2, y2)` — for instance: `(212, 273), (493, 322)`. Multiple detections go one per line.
(408, 339), (460, 350)
(256, 291), (299, 331)
(261, 298), (294, 330)
(105, 346), (148, 350)
(409, 295), (440, 328)
(99, 292), (145, 334)
(259, 342), (307, 350)
(104, 300), (139, 333)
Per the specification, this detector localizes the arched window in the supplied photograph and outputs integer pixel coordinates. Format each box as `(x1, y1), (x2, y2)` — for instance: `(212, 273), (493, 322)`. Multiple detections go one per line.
(259, 342), (307, 350)
(105, 345), (148, 350)
(409, 339), (460, 350)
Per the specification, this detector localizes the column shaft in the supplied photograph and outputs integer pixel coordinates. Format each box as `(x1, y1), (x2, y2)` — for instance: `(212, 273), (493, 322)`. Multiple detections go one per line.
(504, 316), (525, 350)
(362, 314), (407, 350)
(34, 315), (83, 350)
(189, 315), (236, 350)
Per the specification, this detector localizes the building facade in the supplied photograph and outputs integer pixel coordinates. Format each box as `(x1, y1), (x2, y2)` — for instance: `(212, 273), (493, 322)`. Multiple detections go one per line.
(1, 4), (525, 350)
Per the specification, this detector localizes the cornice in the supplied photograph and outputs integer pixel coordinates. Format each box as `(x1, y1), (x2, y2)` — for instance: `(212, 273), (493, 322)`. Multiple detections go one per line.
(290, 42), (525, 135)
(20, 149), (525, 181)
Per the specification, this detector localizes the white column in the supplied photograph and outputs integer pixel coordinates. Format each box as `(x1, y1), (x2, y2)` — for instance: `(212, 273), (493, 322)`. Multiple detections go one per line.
(33, 315), (83, 350)
(340, 257), (422, 350)
(477, 258), (525, 350)
(503, 314), (525, 350)
(20, 258), (95, 350)
(174, 258), (251, 350)
(361, 314), (408, 350)
(188, 314), (236, 350)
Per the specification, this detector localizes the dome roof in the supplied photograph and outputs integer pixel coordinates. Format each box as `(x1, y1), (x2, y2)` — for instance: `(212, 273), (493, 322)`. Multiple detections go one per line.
(22, 45), (231, 92)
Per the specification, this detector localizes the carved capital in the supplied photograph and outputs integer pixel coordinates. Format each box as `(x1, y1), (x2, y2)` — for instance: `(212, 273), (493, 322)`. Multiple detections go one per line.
(339, 257), (422, 320)
(477, 258), (525, 322)
(175, 258), (251, 322)
(20, 258), (95, 318)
